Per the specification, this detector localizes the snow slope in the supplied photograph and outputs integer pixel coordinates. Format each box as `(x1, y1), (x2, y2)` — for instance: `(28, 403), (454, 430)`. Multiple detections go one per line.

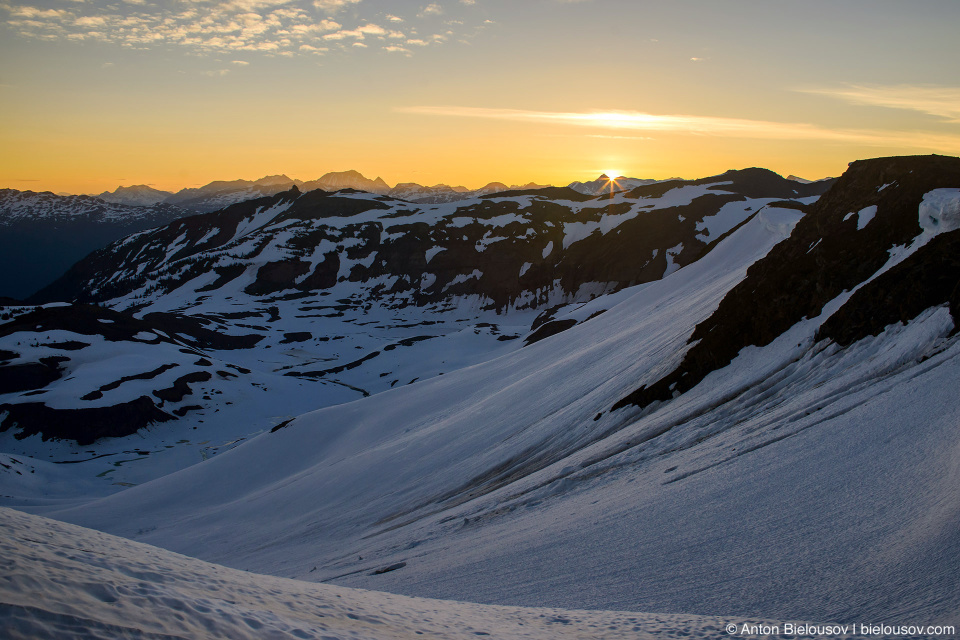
(36, 184), (960, 625)
(1, 507), (790, 640)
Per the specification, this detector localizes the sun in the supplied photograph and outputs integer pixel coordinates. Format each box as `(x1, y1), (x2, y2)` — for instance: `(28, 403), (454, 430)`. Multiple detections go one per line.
(602, 170), (623, 181)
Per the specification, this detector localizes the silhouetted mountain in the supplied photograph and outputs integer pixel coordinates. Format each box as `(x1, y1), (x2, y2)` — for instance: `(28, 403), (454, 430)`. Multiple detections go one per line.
(568, 174), (660, 195)
(301, 170), (391, 195)
(163, 175), (301, 213)
(97, 185), (173, 206)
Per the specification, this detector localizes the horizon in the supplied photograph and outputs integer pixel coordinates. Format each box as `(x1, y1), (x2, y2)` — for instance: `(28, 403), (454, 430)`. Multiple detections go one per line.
(2, 1), (959, 193)
(4, 164), (826, 197)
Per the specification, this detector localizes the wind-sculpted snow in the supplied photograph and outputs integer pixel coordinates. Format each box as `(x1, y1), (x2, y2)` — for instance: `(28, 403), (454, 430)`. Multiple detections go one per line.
(0, 507), (784, 640)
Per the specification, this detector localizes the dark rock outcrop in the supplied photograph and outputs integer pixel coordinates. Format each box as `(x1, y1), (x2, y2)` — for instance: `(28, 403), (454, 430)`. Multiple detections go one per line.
(613, 155), (960, 412)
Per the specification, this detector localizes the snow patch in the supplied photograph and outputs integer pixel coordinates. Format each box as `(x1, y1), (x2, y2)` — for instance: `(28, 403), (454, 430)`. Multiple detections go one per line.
(425, 246), (443, 263)
(918, 188), (960, 237)
(843, 205), (877, 230)
(662, 243), (684, 277)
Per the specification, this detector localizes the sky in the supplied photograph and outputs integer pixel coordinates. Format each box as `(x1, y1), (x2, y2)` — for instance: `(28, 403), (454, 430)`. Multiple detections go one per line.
(1, 0), (959, 194)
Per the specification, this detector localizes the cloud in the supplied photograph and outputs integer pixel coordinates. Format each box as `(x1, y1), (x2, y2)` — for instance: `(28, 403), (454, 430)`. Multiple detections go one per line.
(418, 3), (443, 17)
(312, 0), (361, 13)
(357, 23), (385, 35)
(397, 105), (960, 152)
(231, 59), (249, 65)
(0, 0), (481, 58)
(799, 84), (960, 123)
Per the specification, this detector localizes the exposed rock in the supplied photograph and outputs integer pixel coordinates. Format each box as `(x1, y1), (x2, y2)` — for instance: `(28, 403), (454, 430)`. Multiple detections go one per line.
(613, 155), (960, 411)
(0, 396), (173, 445)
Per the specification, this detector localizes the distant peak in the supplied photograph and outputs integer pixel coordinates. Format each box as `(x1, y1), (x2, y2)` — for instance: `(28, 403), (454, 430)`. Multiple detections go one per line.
(255, 174), (292, 183)
(322, 169), (365, 178)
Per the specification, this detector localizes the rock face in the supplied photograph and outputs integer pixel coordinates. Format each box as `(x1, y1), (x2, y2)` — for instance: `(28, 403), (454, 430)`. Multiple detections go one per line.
(613, 154), (960, 411)
(0, 190), (192, 300)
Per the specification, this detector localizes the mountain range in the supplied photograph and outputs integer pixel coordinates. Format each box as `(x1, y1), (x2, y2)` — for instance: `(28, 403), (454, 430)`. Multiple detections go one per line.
(0, 170), (609, 300)
(97, 170), (556, 211)
(1, 155), (958, 633)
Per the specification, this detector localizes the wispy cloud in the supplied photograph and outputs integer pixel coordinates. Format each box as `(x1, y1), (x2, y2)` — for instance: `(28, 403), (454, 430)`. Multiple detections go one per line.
(799, 84), (960, 123)
(397, 105), (960, 152)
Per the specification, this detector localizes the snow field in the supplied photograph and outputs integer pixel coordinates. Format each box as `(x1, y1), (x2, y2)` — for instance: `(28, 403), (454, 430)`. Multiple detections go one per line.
(0, 507), (785, 640)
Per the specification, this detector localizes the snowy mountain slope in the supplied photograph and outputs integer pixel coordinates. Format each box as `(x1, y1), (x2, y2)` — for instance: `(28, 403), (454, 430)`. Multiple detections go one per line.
(0, 190), (192, 300)
(25, 206), (811, 591)
(0, 168), (827, 478)
(0, 303), (360, 496)
(38, 167), (828, 312)
(28, 156), (960, 626)
(1, 507), (790, 640)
